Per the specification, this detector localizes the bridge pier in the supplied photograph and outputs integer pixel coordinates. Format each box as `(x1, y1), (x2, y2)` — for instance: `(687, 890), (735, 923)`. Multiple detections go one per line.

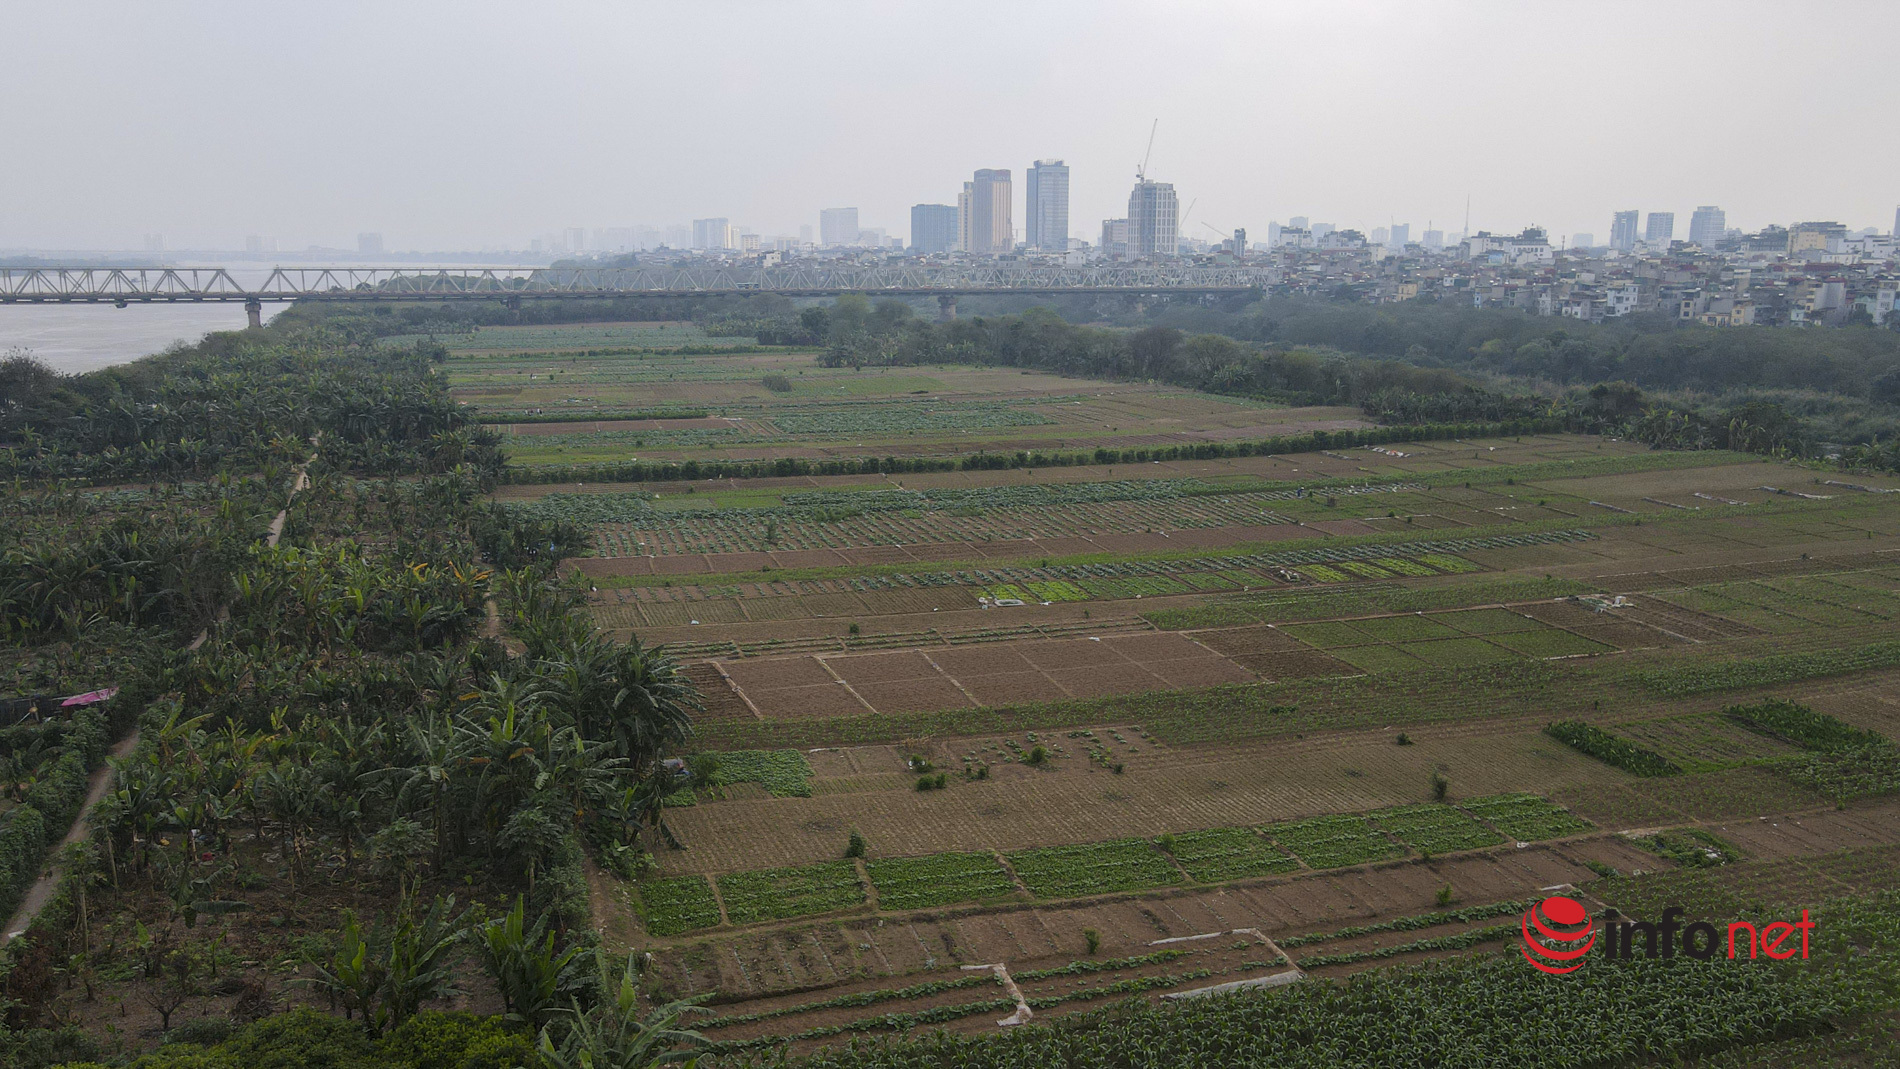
(244, 298), (263, 329)
(938, 295), (957, 322)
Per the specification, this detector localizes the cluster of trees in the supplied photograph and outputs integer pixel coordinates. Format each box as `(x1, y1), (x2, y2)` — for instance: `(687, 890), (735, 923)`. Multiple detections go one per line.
(0, 328), (502, 484)
(2, 483), (279, 646)
(1, 318), (711, 1068)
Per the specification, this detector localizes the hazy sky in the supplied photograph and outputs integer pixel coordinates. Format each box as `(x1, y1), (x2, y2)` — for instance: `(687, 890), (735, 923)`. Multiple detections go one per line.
(6, 1), (1896, 252)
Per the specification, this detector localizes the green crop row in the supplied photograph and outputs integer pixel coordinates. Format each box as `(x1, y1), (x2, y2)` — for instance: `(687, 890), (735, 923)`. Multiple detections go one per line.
(1369, 804), (1503, 854)
(1263, 814), (1405, 869)
(637, 875), (724, 936)
(1293, 922), (1517, 970)
(716, 860), (865, 925)
(866, 852), (1018, 911)
(708, 749), (814, 797)
(1159, 827), (1299, 883)
(642, 796), (1590, 935)
(1457, 793), (1596, 841)
(1724, 699), (1892, 753)
(1005, 839), (1184, 899)
(1546, 720), (1684, 776)
(1638, 640), (1900, 697)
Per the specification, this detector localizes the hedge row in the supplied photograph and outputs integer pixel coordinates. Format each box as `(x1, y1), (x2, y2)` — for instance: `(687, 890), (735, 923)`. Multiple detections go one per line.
(495, 418), (1566, 485)
(1545, 720), (1683, 777)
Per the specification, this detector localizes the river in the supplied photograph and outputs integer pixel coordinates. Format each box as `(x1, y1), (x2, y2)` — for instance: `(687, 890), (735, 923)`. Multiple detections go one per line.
(0, 302), (293, 373)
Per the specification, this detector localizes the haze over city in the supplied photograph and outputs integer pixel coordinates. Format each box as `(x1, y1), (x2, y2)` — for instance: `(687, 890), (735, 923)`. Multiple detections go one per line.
(6, 1), (1897, 254)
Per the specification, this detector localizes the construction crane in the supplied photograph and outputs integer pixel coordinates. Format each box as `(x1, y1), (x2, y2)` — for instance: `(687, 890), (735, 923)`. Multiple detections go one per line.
(1136, 119), (1158, 181)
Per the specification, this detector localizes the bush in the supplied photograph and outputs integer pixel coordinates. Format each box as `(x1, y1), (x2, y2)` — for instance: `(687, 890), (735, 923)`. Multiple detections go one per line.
(845, 829), (866, 858)
(163, 1019), (238, 1047)
(1545, 721), (1682, 777)
(213, 1008), (378, 1069)
(762, 373), (794, 393)
(0, 1025), (101, 1069)
(377, 1011), (536, 1069)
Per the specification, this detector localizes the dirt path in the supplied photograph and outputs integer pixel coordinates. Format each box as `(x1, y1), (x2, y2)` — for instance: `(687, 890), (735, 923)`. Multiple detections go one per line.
(3, 446), (318, 945)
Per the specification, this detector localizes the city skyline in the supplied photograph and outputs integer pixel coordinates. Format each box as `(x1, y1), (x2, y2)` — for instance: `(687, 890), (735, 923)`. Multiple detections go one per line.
(5, 2), (1896, 252)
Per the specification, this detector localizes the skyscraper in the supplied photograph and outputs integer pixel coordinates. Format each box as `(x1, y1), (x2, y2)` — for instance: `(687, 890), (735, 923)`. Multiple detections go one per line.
(957, 182), (973, 252)
(969, 169), (1012, 255)
(1689, 206), (1726, 248)
(820, 208), (860, 247)
(1026, 160), (1069, 252)
(357, 232), (384, 255)
(1127, 179), (1178, 258)
(910, 204), (959, 255)
(692, 218), (731, 250)
(1390, 223), (1410, 248)
(1610, 211), (1640, 251)
(1644, 212), (1674, 244)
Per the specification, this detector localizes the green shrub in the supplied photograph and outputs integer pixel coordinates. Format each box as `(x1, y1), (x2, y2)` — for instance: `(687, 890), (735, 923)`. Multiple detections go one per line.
(215, 1008), (378, 1069)
(378, 1011), (536, 1069)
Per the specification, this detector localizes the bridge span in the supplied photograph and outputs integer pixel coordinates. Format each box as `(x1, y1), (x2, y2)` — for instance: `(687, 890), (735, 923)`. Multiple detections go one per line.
(0, 263), (1275, 326)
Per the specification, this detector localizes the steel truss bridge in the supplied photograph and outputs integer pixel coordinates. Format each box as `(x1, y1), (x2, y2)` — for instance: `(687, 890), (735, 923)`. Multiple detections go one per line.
(2, 262), (1273, 310)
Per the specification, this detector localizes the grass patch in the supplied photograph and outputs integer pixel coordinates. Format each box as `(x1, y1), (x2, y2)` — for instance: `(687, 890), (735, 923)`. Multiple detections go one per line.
(1398, 637), (1519, 667)
(1347, 615), (1464, 642)
(1431, 607), (1544, 634)
(1489, 629), (1616, 658)
(1283, 621), (1377, 649)
(1329, 645), (1424, 673)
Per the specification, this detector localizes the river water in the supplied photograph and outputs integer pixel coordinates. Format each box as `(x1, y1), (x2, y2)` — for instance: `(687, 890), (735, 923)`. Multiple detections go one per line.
(0, 303), (293, 373)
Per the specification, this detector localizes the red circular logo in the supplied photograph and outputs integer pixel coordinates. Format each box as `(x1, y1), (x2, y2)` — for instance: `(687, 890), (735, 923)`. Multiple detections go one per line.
(1521, 895), (1595, 974)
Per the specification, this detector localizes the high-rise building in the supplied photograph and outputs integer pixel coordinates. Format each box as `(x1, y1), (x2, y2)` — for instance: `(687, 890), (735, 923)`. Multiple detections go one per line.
(1389, 223), (1410, 248)
(957, 182), (973, 252)
(1571, 233), (1594, 250)
(1688, 206), (1726, 248)
(1371, 227), (1389, 247)
(1644, 212), (1674, 244)
(244, 235), (277, 254)
(910, 204), (959, 255)
(564, 227), (586, 253)
(1100, 218), (1129, 259)
(1610, 211), (1640, 251)
(820, 208), (860, 247)
(1310, 222), (1335, 242)
(969, 169), (1012, 254)
(692, 218), (732, 250)
(1423, 229), (1445, 252)
(1025, 159), (1069, 252)
(1127, 179), (1178, 258)
(1289, 216), (1309, 231)
(1893, 205), (1899, 238)
(357, 232), (384, 255)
